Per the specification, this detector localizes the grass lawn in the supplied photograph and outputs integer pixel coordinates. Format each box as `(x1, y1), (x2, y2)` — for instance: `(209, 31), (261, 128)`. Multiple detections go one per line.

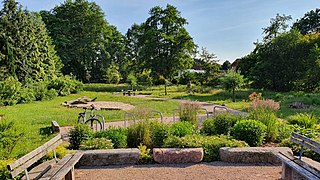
(2, 83), (320, 158)
(1, 89), (179, 158)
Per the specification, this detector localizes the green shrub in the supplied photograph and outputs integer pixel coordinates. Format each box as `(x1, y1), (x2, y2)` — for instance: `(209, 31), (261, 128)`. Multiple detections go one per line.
(202, 113), (240, 135)
(0, 159), (14, 180)
(32, 81), (57, 101)
(94, 127), (127, 148)
(249, 109), (279, 142)
(127, 120), (152, 148)
(48, 75), (83, 96)
(69, 124), (93, 150)
(0, 76), (22, 105)
(79, 138), (113, 150)
(0, 120), (24, 158)
(138, 143), (153, 164)
(287, 113), (318, 129)
(275, 122), (295, 143)
(42, 143), (73, 162)
(231, 120), (267, 146)
(150, 121), (169, 148)
(179, 102), (202, 127)
(169, 121), (196, 137)
(164, 135), (248, 161)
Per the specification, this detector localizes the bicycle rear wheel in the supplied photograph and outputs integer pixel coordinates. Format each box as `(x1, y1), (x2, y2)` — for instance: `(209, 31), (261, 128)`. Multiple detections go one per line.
(85, 118), (103, 131)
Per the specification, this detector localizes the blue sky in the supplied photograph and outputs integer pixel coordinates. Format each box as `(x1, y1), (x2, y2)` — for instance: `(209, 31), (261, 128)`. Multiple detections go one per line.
(15, 0), (319, 63)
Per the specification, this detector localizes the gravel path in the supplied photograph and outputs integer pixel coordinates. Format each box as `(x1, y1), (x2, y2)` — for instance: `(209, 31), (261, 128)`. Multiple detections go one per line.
(75, 162), (281, 180)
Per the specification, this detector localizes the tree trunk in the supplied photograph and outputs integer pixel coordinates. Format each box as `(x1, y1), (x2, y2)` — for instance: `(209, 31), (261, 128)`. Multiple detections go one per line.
(165, 82), (167, 95)
(232, 87), (235, 102)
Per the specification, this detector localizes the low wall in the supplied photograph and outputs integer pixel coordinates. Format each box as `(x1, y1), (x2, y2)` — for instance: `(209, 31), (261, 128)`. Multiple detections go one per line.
(219, 147), (293, 164)
(78, 148), (140, 166)
(153, 148), (203, 164)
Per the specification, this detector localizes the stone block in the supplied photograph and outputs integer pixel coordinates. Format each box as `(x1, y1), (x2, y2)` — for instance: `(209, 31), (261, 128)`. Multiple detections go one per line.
(78, 148), (140, 166)
(219, 147), (292, 164)
(153, 148), (203, 164)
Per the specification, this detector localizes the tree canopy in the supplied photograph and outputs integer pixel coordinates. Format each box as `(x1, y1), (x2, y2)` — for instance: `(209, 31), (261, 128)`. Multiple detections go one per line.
(0, 0), (60, 83)
(40, 0), (125, 83)
(126, 4), (196, 94)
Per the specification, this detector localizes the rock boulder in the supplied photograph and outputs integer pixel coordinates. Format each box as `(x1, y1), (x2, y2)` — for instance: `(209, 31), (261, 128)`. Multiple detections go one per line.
(153, 148), (203, 164)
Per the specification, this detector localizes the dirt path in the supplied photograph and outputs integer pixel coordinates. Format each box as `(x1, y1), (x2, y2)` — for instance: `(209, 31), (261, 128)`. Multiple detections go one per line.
(75, 162), (281, 180)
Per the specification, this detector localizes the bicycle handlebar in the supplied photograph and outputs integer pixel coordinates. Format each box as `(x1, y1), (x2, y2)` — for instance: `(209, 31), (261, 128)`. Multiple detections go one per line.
(83, 104), (95, 110)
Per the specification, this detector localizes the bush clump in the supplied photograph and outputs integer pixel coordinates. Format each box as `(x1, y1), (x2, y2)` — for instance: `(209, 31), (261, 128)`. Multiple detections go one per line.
(150, 121), (169, 148)
(202, 113), (240, 135)
(287, 113), (318, 129)
(179, 102), (202, 127)
(127, 120), (152, 148)
(231, 120), (267, 146)
(164, 135), (248, 161)
(0, 159), (15, 180)
(94, 127), (127, 148)
(79, 138), (113, 150)
(69, 124), (93, 150)
(169, 121), (196, 137)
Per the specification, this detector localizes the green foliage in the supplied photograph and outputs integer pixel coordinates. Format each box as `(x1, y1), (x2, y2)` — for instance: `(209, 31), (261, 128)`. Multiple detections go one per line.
(164, 135), (248, 161)
(125, 4), (196, 95)
(69, 124), (93, 150)
(105, 63), (121, 84)
(48, 75), (83, 96)
(138, 143), (153, 164)
(292, 8), (320, 35)
(42, 143), (72, 161)
(249, 109), (279, 142)
(231, 120), (267, 146)
(276, 122), (295, 143)
(202, 113), (240, 135)
(169, 121), (196, 137)
(79, 138), (113, 150)
(287, 113), (318, 129)
(179, 102), (202, 126)
(0, 0), (60, 83)
(0, 159), (14, 180)
(94, 127), (127, 148)
(0, 120), (23, 158)
(41, 0), (125, 83)
(127, 120), (152, 148)
(220, 70), (245, 102)
(0, 76), (22, 105)
(149, 121), (169, 148)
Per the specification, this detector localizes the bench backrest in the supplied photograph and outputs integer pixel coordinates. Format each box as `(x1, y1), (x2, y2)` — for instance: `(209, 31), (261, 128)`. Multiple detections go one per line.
(7, 134), (62, 178)
(291, 132), (320, 156)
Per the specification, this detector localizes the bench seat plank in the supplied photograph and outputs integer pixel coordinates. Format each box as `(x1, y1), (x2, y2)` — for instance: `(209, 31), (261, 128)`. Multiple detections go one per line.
(276, 151), (320, 179)
(40, 152), (84, 180)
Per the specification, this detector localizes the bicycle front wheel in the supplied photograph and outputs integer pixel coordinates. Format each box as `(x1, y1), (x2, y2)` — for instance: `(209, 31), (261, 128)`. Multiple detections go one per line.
(85, 118), (103, 131)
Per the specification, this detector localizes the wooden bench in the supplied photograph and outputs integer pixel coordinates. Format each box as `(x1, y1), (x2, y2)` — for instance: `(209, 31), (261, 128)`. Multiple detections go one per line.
(7, 134), (83, 180)
(275, 132), (320, 180)
(123, 90), (137, 96)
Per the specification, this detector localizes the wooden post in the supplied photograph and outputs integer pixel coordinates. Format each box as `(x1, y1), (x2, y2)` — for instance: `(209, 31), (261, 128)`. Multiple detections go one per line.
(282, 163), (292, 180)
(65, 167), (75, 180)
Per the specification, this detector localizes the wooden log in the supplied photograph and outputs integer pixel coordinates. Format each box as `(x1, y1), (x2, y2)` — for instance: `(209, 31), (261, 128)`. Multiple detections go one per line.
(51, 121), (60, 133)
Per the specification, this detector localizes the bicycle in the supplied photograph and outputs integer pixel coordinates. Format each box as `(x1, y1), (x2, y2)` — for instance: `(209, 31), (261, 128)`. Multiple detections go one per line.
(78, 104), (105, 131)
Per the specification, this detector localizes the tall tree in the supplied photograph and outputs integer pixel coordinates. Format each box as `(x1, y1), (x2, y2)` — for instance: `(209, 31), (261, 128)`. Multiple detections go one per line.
(128, 4), (196, 95)
(0, 0), (60, 83)
(221, 60), (231, 71)
(262, 14), (292, 42)
(41, 0), (123, 83)
(292, 8), (320, 35)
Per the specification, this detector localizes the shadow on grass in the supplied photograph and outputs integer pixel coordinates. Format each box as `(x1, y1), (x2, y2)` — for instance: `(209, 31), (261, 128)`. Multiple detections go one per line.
(39, 126), (53, 136)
